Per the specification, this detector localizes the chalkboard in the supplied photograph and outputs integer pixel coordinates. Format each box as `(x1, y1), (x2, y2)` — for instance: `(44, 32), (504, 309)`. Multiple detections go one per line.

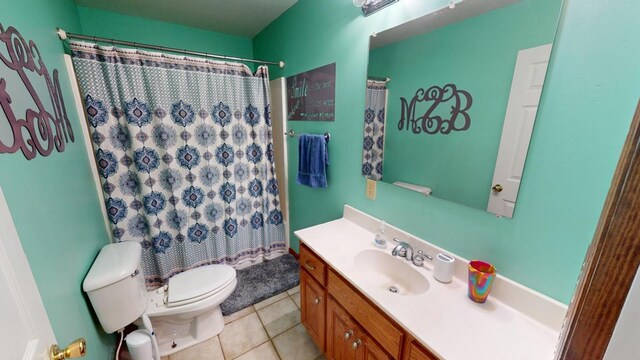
(286, 63), (335, 121)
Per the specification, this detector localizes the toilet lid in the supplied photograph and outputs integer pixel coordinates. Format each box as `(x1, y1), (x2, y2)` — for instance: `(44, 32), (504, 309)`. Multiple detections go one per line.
(167, 265), (236, 307)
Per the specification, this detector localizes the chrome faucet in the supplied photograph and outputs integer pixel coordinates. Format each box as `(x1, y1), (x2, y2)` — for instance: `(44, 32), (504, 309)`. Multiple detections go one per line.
(411, 250), (433, 267)
(392, 238), (432, 267)
(392, 238), (414, 261)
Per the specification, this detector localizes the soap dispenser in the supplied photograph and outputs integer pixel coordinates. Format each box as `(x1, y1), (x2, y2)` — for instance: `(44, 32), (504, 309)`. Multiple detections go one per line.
(374, 221), (387, 249)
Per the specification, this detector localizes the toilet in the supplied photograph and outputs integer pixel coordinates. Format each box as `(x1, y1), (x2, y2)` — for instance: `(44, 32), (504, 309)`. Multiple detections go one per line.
(83, 241), (237, 357)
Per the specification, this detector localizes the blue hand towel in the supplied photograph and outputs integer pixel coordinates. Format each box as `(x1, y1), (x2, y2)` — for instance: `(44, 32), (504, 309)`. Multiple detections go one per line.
(296, 134), (329, 188)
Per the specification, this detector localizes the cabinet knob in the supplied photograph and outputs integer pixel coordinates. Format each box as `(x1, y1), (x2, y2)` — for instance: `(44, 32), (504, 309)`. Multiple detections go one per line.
(313, 297), (322, 304)
(344, 330), (353, 340)
(351, 339), (362, 350)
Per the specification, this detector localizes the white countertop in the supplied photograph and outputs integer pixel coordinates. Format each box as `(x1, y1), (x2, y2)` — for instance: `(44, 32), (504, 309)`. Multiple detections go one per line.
(294, 205), (566, 360)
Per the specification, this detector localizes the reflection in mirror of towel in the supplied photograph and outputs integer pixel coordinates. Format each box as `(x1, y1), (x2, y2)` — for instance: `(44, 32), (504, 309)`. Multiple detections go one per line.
(393, 181), (432, 196)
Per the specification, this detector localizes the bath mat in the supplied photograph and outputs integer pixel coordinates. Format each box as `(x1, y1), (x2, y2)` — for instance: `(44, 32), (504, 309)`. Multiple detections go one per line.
(221, 253), (300, 316)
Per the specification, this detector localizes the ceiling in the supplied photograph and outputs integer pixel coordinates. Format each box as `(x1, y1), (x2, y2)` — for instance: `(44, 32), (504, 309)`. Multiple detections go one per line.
(74, 0), (298, 38)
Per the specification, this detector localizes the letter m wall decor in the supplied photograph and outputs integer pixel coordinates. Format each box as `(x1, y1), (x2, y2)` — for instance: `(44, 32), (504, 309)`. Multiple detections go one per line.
(0, 24), (74, 160)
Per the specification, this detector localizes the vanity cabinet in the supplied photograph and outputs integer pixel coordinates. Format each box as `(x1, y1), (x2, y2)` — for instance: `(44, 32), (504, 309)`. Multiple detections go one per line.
(299, 244), (440, 360)
(327, 296), (391, 360)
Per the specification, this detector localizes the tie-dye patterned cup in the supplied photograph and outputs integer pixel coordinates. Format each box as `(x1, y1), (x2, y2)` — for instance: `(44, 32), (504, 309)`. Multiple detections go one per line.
(468, 260), (496, 303)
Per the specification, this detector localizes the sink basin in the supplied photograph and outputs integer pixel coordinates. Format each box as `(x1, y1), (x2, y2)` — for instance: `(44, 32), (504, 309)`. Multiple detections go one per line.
(354, 249), (429, 295)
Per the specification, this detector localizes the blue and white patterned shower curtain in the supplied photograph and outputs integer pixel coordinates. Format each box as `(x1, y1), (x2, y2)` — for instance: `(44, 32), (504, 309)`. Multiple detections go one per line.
(70, 42), (285, 288)
(362, 80), (387, 180)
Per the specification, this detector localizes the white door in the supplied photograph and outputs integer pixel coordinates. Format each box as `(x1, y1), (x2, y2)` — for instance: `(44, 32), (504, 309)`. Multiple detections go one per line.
(604, 266), (640, 360)
(0, 186), (57, 359)
(487, 44), (553, 218)
(269, 78), (290, 247)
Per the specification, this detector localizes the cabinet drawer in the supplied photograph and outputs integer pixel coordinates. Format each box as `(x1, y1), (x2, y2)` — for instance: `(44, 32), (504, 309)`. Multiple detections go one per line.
(328, 270), (404, 359)
(300, 243), (327, 286)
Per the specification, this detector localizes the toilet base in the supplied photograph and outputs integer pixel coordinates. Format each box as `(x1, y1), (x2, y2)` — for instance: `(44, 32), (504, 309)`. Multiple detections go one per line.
(152, 305), (225, 357)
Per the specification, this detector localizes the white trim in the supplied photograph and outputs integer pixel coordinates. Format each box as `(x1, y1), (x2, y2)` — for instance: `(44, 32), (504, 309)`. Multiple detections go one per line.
(269, 77), (290, 249)
(63, 55), (115, 243)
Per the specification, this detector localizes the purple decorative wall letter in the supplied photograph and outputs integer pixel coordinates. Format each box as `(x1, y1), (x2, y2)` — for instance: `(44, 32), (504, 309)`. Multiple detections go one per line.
(0, 24), (74, 160)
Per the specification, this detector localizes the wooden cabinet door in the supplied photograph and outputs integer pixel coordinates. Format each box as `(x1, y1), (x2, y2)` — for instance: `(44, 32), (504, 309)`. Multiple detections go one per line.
(301, 269), (326, 351)
(328, 297), (392, 360)
(358, 334), (392, 360)
(328, 270), (404, 358)
(402, 338), (439, 360)
(327, 296), (358, 360)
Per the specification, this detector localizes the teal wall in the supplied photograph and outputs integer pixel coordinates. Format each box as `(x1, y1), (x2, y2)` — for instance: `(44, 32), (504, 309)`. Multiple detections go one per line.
(76, 6), (253, 64)
(254, 0), (640, 304)
(0, 0), (113, 358)
(369, 0), (560, 210)
(0, 3), (256, 359)
(2, 4), (639, 360)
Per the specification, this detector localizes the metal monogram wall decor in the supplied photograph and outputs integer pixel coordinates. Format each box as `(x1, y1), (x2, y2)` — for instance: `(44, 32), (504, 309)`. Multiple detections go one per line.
(397, 84), (473, 135)
(0, 24), (74, 160)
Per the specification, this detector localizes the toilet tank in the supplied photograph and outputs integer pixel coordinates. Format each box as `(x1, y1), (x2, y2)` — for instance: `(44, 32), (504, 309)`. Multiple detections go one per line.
(83, 241), (148, 333)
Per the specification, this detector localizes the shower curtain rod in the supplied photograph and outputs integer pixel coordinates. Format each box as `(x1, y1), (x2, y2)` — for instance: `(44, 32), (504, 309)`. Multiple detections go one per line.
(56, 28), (285, 68)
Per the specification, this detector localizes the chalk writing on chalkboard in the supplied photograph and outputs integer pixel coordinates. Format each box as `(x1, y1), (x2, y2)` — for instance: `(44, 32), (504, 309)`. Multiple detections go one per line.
(287, 63), (335, 121)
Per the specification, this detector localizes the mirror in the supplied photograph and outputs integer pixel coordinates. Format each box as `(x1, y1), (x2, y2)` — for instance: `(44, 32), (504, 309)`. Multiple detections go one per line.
(361, 0), (563, 217)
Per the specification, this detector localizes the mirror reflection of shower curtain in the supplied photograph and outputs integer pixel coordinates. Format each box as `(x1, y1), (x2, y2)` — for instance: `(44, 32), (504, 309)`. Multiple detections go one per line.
(69, 41), (286, 288)
(362, 80), (388, 180)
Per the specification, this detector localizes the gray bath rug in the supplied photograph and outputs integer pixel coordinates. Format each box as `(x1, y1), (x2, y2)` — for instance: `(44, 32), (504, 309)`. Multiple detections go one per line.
(220, 253), (300, 316)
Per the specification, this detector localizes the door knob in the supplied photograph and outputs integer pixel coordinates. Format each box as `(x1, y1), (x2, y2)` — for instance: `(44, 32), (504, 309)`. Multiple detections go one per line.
(492, 184), (503, 192)
(50, 338), (86, 360)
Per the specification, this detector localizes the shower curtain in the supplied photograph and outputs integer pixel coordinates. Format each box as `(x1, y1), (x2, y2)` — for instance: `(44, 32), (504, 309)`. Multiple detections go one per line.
(362, 80), (387, 181)
(70, 41), (285, 288)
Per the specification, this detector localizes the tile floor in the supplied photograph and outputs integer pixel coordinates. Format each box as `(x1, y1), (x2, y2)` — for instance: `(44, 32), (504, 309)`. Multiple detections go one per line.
(162, 286), (325, 360)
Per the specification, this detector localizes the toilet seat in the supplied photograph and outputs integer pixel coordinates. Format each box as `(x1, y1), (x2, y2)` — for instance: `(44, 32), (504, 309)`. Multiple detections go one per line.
(166, 265), (236, 308)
